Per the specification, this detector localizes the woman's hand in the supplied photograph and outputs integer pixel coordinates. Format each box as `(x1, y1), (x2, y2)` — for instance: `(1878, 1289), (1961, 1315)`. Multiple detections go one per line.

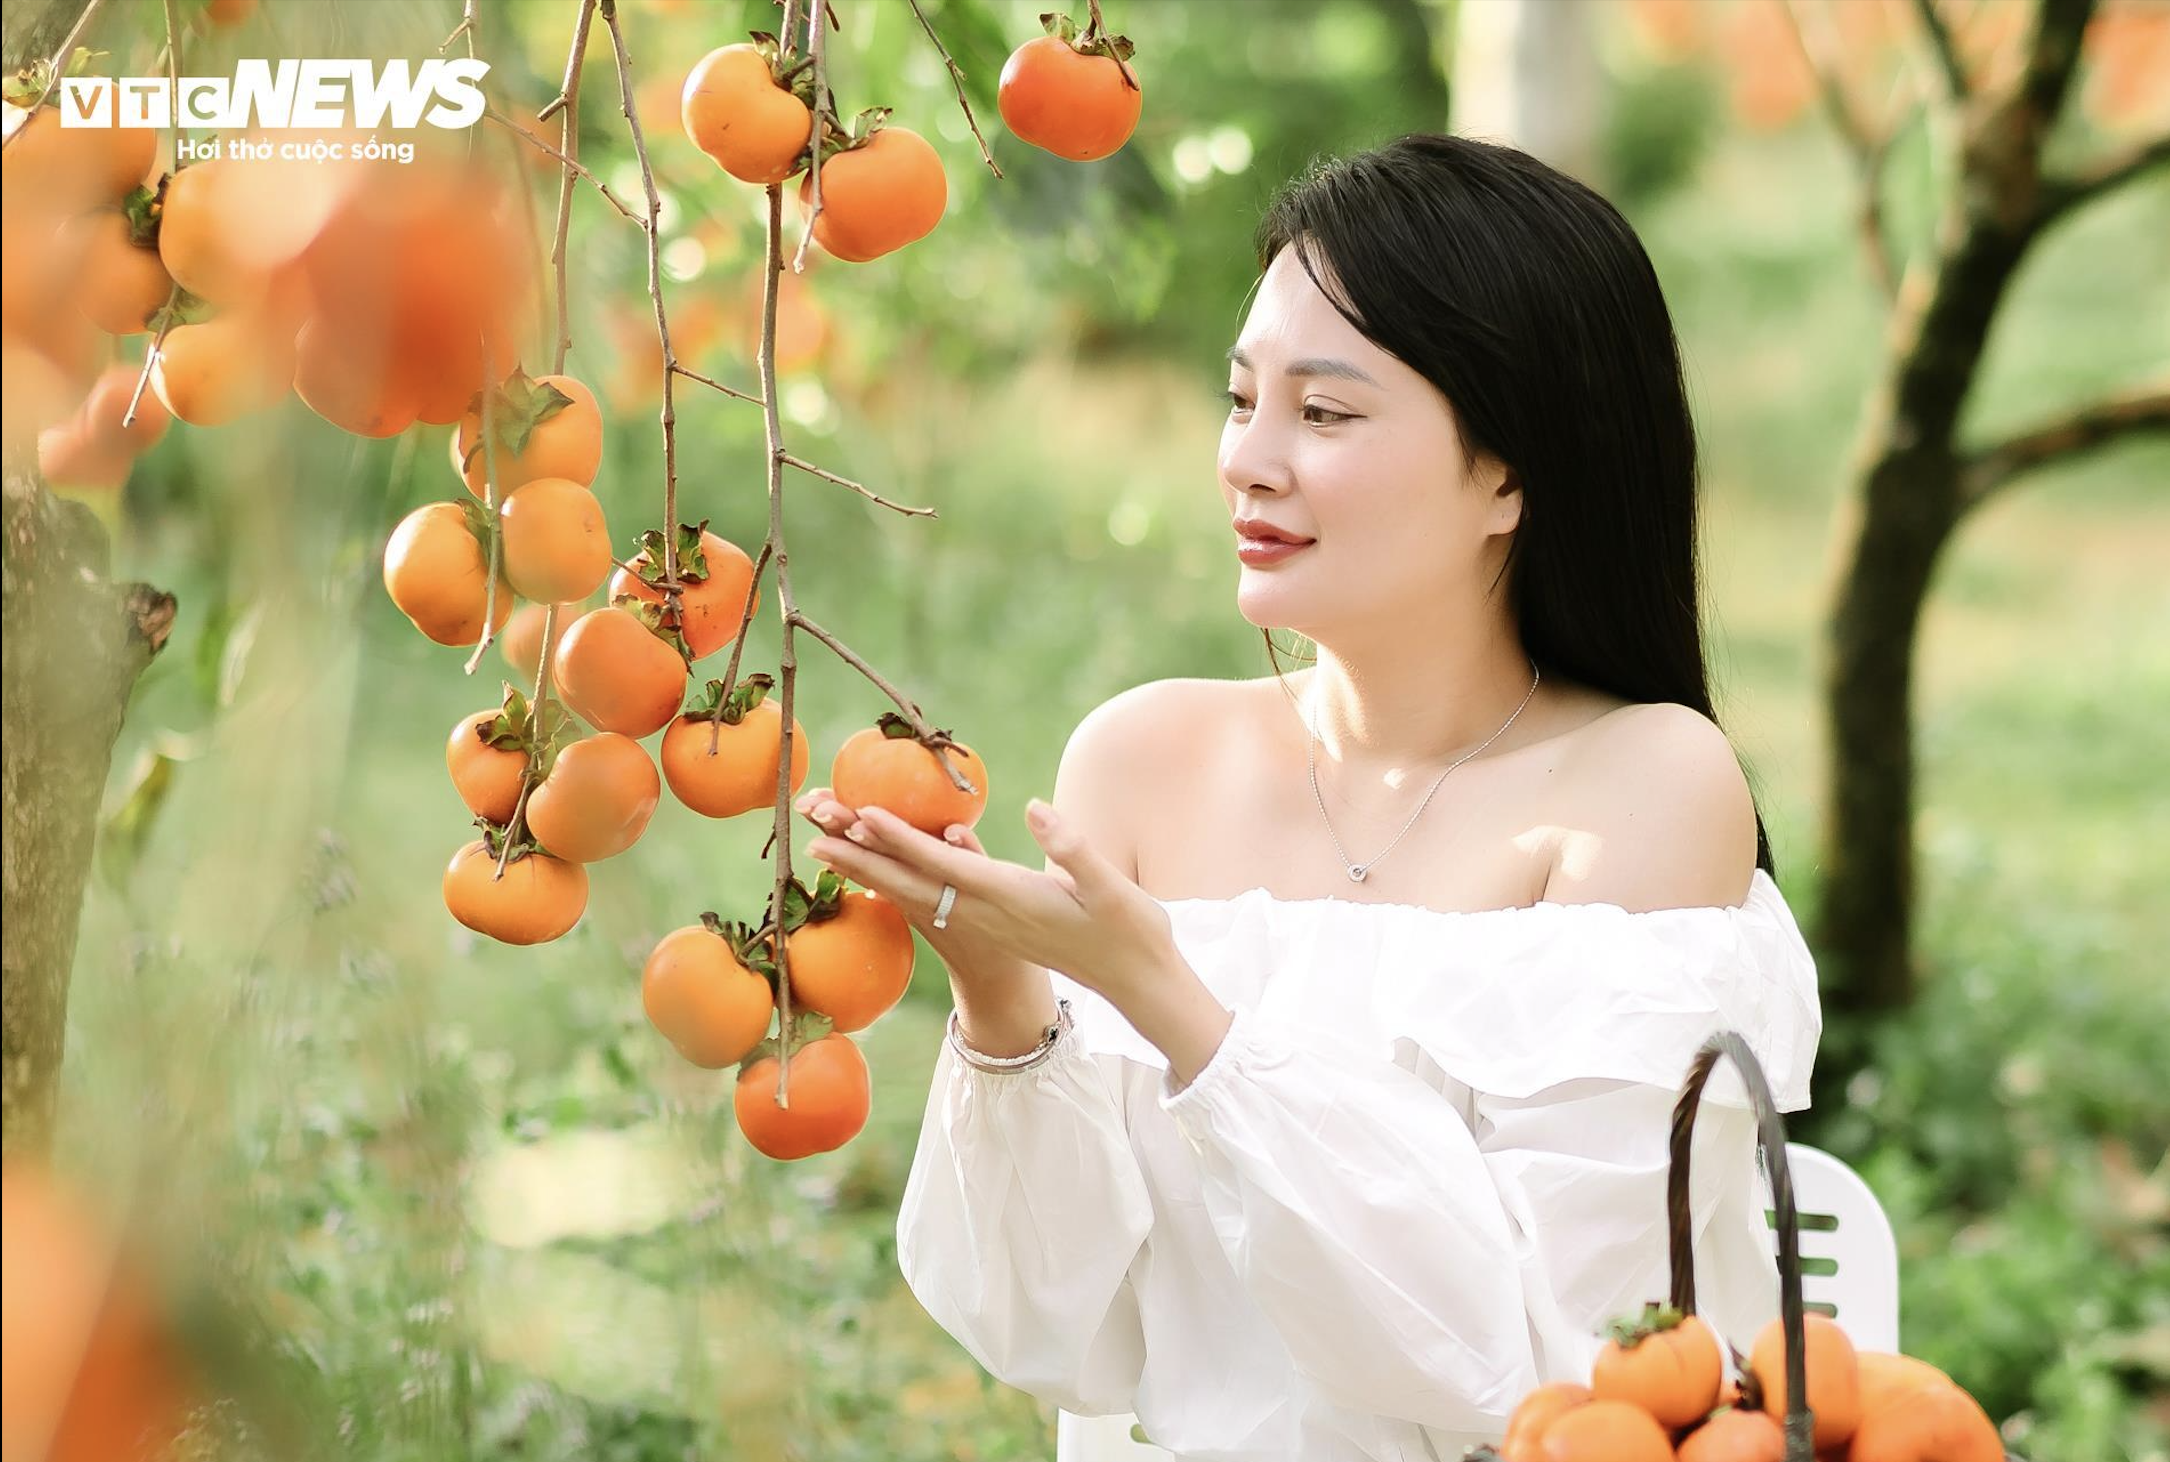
(797, 794), (1178, 1002)
(795, 786), (1019, 983)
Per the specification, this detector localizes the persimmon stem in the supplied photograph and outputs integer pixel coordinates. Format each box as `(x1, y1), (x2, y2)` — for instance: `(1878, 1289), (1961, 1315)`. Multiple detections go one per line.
(121, 285), (182, 433)
(790, 0), (829, 276)
(1084, 0), (1140, 93)
(494, 602), (563, 881)
(669, 364), (763, 407)
(790, 611), (977, 795)
(549, 1), (597, 377)
(597, 0), (686, 634)
(484, 106), (642, 224)
(779, 452), (937, 516)
(464, 350), (506, 676)
(902, 0), (1002, 179)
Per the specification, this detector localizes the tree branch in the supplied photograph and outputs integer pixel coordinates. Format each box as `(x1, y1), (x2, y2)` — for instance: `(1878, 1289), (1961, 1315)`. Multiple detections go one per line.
(1957, 382), (2170, 516)
(903, 0), (1002, 178)
(2034, 130), (2170, 235)
(1906, 0), (1971, 103)
(484, 105), (643, 225)
(1781, 0), (1909, 297)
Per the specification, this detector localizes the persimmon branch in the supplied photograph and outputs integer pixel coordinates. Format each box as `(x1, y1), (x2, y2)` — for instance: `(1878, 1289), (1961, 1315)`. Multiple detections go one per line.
(786, 611), (976, 795)
(0, 0), (106, 156)
(670, 364), (763, 407)
(549, 0), (599, 375)
(119, 286), (180, 433)
(1781, 0), (1910, 298)
(1957, 383), (2170, 517)
(597, 0), (688, 634)
(1905, 0), (1971, 103)
(464, 339), (507, 677)
(484, 106), (643, 224)
(779, 452), (937, 517)
(789, 0), (831, 276)
(904, 0), (1002, 178)
(2034, 130), (2170, 236)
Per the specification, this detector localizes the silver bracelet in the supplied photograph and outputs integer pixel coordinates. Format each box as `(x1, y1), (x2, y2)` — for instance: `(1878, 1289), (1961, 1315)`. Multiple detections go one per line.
(947, 998), (1073, 1075)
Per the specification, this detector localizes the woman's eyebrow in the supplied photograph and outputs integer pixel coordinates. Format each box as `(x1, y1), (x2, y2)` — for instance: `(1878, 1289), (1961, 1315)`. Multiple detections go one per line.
(1225, 345), (1379, 388)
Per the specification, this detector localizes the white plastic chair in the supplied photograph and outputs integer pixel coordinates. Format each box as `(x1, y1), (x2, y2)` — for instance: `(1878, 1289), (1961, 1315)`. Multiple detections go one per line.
(1771, 1141), (1901, 1352)
(1053, 1142), (1898, 1460)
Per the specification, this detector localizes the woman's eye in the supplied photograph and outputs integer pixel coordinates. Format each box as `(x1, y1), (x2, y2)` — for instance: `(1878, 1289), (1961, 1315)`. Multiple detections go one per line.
(1222, 390), (1349, 424)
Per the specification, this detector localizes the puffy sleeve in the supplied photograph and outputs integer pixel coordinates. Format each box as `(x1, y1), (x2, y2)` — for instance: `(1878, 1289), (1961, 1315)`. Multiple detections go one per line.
(893, 987), (1153, 1416)
(1102, 872), (1822, 1434)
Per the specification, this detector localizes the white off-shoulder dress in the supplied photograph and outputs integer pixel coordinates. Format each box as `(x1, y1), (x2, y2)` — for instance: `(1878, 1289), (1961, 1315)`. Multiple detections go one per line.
(895, 867), (1823, 1462)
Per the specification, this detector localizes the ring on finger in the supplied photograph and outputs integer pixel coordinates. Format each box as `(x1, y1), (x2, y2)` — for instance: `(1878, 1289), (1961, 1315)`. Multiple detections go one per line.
(932, 882), (958, 929)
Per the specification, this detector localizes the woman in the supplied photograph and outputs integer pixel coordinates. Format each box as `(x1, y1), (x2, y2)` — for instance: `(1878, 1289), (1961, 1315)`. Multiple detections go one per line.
(797, 133), (1822, 1461)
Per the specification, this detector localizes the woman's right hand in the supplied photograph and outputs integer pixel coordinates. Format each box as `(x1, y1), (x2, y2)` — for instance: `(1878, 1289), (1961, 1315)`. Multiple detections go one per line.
(793, 787), (1036, 981)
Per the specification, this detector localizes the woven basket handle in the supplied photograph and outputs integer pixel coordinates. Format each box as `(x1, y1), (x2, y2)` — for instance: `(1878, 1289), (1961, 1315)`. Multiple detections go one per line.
(1667, 1030), (1815, 1462)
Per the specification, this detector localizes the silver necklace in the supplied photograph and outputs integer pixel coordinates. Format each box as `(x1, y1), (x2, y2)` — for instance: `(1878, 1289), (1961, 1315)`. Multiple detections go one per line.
(1305, 661), (1541, 883)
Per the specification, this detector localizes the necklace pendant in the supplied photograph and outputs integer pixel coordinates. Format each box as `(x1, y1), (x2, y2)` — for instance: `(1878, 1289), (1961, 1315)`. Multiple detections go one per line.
(1347, 864), (1368, 882)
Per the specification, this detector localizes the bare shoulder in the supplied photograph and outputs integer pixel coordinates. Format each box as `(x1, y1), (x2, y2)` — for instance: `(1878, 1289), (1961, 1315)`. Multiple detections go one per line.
(1543, 702), (1760, 911)
(1048, 678), (1225, 884)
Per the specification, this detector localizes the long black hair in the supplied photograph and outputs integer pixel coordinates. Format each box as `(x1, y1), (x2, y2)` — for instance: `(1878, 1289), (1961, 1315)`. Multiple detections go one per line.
(1250, 132), (1776, 880)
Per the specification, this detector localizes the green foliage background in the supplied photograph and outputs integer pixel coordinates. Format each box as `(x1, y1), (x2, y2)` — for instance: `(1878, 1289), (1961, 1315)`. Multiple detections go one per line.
(44, 0), (2170, 1458)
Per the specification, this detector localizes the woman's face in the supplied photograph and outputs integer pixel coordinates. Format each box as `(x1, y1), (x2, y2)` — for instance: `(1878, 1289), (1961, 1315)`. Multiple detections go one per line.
(1218, 245), (1518, 641)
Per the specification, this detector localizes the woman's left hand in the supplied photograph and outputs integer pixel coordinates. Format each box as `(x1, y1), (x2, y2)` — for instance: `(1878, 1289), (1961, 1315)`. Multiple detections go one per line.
(805, 798), (1178, 1002)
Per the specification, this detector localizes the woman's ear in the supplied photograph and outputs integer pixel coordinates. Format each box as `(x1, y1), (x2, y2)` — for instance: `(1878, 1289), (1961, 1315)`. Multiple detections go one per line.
(1487, 458), (1523, 536)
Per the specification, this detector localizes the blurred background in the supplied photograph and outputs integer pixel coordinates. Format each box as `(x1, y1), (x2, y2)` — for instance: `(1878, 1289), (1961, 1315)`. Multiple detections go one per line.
(2, 0), (2166, 1458)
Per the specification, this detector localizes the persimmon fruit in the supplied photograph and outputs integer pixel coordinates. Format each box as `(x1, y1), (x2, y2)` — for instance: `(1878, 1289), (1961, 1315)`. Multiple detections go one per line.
(642, 925), (775, 1069)
(292, 315), (417, 438)
(553, 605), (688, 738)
(383, 501), (514, 647)
(1846, 1380), (2002, 1462)
(1592, 1304), (1724, 1429)
(798, 124), (947, 263)
(442, 840), (587, 945)
(608, 524), (758, 661)
(1750, 1312), (1862, 1452)
(681, 43), (812, 185)
(998, 29), (1143, 162)
(446, 709), (530, 824)
(734, 1029), (871, 1160)
(499, 601), (569, 682)
(784, 887), (914, 1033)
(68, 210), (171, 337)
(77, 364), (171, 457)
(830, 716), (988, 837)
(457, 372), (601, 497)
(1677, 1407), (1784, 1462)
(1535, 1397), (1674, 1462)
(150, 311), (296, 427)
(524, 733), (660, 863)
(662, 697), (808, 818)
(499, 477), (611, 604)
(157, 159), (274, 307)
(1500, 1382), (1592, 1461)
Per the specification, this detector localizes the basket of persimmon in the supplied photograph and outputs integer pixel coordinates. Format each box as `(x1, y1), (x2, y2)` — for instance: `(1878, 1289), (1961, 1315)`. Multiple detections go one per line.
(1465, 1031), (2021, 1462)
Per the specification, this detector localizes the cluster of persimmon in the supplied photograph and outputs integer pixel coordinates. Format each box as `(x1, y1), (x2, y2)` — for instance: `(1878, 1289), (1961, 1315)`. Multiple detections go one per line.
(641, 715), (993, 1160)
(383, 367), (783, 942)
(3, 91), (534, 482)
(677, 8), (1141, 263)
(1472, 1304), (2006, 1462)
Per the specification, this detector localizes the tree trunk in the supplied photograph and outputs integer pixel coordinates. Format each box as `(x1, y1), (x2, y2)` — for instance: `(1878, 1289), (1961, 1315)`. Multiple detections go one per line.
(1810, 0), (2095, 1109)
(1, 465), (175, 1154)
(1448, 0), (1603, 181)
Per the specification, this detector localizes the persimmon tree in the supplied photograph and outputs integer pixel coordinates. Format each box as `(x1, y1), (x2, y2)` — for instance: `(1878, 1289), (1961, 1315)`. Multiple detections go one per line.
(2, 0), (175, 1156)
(1774, 0), (2170, 1102)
